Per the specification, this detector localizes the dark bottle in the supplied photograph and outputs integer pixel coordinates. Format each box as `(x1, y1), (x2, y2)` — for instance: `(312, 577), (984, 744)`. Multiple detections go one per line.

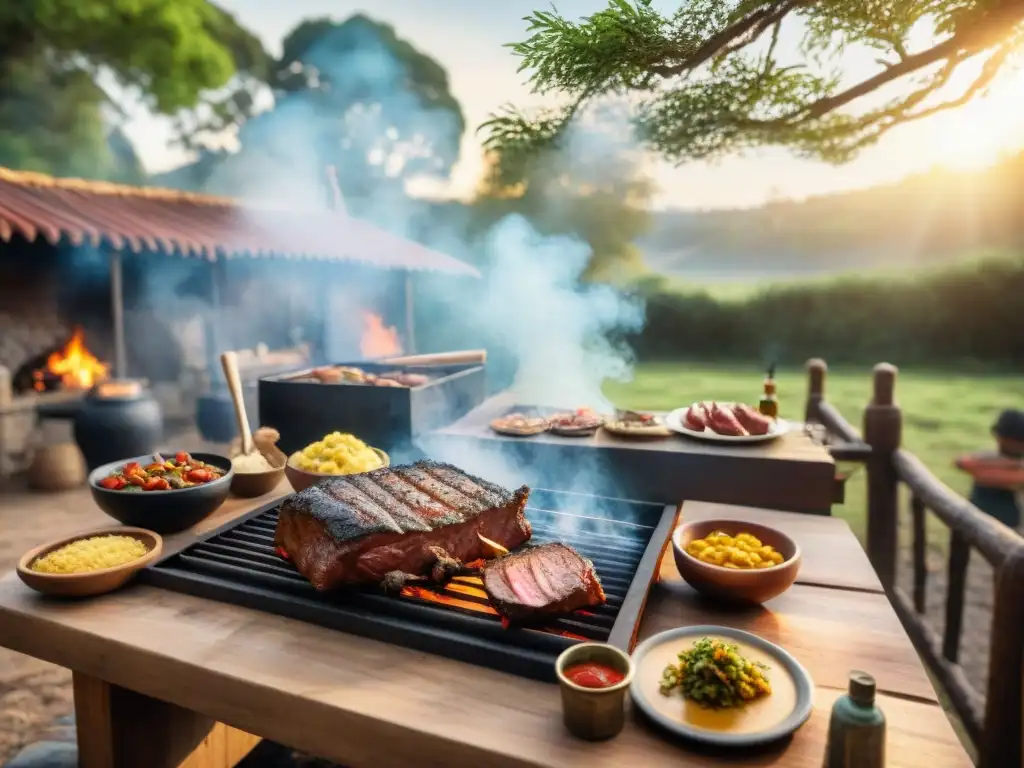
(758, 363), (779, 419)
(824, 671), (886, 768)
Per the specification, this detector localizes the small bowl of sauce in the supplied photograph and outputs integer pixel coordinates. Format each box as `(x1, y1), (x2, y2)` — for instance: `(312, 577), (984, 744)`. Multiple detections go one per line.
(556, 642), (635, 741)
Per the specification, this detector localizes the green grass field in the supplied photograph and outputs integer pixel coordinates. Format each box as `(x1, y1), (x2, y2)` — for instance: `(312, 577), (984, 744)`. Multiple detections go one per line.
(603, 363), (1024, 540)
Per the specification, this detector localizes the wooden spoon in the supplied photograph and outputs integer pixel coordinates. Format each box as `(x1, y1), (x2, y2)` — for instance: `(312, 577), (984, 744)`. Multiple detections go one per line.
(220, 351), (254, 456)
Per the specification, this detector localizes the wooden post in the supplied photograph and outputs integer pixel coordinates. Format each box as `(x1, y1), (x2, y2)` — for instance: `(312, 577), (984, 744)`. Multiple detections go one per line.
(805, 358), (827, 424)
(980, 547), (1024, 767)
(404, 271), (417, 355)
(110, 250), (127, 379)
(863, 363), (902, 589)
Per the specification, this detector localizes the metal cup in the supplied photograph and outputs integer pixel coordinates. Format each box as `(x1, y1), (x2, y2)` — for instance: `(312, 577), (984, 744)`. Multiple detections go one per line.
(555, 643), (635, 741)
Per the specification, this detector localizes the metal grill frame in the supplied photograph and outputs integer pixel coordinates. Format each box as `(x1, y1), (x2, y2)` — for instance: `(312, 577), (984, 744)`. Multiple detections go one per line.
(139, 489), (678, 682)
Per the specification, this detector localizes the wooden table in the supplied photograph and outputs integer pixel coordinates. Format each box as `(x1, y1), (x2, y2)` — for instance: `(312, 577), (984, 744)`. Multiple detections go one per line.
(424, 393), (837, 513)
(0, 492), (971, 767)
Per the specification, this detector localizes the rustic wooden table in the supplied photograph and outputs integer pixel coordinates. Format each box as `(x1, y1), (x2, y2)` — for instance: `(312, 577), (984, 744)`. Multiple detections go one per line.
(426, 393), (838, 513)
(0, 487), (971, 768)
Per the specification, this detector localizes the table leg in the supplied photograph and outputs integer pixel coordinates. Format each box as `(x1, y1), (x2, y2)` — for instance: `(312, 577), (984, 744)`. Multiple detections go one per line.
(73, 672), (261, 768)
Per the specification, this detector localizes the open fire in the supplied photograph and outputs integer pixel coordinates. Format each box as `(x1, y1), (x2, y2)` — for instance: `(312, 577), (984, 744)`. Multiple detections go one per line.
(360, 311), (402, 359)
(33, 326), (108, 392)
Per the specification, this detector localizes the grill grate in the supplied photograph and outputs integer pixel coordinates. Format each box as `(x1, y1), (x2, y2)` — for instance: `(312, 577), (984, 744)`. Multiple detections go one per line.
(141, 488), (677, 682)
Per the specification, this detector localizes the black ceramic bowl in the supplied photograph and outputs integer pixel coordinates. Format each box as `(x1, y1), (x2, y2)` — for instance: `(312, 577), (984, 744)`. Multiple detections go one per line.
(87, 452), (234, 534)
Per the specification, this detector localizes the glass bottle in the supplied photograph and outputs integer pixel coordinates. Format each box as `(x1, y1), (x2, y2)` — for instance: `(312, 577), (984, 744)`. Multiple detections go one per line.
(824, 671), (886, 768)
(758, 363), (779, 419)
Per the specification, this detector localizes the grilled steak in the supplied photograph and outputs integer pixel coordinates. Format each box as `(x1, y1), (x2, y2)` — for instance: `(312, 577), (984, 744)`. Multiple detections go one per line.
(275, 460), (532, 591)
(482, 543), (606, 624)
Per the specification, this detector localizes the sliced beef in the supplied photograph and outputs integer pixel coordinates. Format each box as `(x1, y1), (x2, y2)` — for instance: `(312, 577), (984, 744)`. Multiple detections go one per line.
(732, 403), (772, 435)
(274, 460), (532, 591)
(482, 543), (606, 624)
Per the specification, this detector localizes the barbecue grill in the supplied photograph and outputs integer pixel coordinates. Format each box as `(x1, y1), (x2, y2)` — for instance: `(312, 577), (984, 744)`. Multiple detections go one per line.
(140, 489), (678, 681)
(258, 361), (485, 456)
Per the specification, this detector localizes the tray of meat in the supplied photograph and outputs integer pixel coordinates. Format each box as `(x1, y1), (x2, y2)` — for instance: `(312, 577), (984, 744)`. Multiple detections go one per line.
(665, 402), (791, 443)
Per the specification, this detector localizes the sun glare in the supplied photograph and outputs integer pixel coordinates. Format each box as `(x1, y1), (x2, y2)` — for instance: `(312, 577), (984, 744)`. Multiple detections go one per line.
(928, 64), (1024, 171)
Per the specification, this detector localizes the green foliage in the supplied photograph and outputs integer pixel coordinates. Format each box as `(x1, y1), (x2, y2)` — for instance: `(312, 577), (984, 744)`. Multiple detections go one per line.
(484, 0), (1024, 168)
(0, 0), (268, 177)
(633, 252), (1024, 366)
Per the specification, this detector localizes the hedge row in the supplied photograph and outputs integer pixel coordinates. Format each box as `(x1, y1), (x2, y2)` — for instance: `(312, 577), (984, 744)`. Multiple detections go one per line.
(632, 255), (1024, 367)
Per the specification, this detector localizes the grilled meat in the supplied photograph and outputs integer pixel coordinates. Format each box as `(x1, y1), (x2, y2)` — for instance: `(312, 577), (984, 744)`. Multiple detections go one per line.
(684, 403), (709, 431)
(732, 403), (773, 435)
(708, 402), (749, 436)
(274, 460), (532, 591)
(482, 543), (606, 624)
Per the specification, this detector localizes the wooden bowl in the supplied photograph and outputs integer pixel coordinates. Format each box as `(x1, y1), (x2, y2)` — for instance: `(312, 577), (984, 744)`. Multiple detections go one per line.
(87, 452), (234, 534)
(230, 464), (286, 498)
(672, 519), (801, 605)
(285, 448), (390, 493)
(17, 527), (163, 598)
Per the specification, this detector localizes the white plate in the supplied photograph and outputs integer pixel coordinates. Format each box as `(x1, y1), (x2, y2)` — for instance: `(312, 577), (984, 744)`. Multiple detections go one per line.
(665, 404), (790, 444)
(630, 625), (814, 747)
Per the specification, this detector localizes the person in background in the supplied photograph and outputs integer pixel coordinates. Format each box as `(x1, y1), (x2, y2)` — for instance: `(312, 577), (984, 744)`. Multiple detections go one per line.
(955, 410), (1024, 529)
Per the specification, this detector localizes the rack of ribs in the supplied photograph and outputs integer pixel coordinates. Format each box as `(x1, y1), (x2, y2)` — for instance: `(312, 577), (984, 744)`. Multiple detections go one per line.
(274, 460), (532, 592)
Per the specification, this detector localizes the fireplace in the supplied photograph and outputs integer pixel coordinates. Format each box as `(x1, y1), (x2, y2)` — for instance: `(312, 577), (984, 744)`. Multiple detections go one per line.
(12, 326), (109, 395)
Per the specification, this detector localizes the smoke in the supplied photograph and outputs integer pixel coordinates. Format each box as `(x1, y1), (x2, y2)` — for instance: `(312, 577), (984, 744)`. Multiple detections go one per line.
(191, 17), (649, 504)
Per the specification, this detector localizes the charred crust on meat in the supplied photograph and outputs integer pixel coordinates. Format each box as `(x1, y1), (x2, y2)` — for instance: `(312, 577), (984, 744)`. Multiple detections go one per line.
(278, 460), (529, 543)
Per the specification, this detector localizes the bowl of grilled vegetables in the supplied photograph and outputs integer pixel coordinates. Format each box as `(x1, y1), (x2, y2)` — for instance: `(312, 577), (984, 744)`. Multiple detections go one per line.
(285, 432), (390, 492)
(88, 451), (234, 533)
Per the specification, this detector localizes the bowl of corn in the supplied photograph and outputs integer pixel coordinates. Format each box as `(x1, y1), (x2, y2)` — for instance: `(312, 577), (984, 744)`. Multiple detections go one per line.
(285, 431), (389, 492)
(672, 519), (801, 604)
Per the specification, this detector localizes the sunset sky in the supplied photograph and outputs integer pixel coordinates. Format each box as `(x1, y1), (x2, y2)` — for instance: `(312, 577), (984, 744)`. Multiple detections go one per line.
(122, 0), (1024, 210)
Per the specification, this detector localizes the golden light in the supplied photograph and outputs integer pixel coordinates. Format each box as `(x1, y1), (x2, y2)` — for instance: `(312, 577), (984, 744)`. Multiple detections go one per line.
(928, 61), (1024, 171)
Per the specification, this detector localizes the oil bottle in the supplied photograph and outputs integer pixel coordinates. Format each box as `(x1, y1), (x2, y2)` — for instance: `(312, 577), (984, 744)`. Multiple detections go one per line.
(758, 364), (779, 419)
(823, 671), (886, 768)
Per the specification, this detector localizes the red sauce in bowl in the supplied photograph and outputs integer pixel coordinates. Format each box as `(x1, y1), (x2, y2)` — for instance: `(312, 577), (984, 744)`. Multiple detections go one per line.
(564, 662), (625, 689)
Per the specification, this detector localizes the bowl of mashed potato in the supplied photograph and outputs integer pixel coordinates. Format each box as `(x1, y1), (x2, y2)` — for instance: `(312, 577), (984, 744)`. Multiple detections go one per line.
(285, 431), (389, 492)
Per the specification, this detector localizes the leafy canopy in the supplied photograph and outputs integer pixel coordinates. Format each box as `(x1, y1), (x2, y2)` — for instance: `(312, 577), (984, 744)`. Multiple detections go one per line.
(482, 0), (1024, 168)
(0, 0), (268, 177)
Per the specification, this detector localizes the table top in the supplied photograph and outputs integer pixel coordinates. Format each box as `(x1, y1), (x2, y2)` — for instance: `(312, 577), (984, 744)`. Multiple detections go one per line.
(427, 394), (837, 513)
(0, 493), (969, 768)
(435, 392), (832, 462)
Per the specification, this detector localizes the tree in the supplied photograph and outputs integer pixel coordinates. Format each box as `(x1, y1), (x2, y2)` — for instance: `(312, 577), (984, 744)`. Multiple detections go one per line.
(482, 0), (1024, 168)
(204, 15), (466, 206)
(0, 0), (268, 176)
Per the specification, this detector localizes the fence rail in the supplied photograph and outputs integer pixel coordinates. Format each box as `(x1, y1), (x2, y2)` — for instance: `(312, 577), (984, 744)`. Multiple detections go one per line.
(804, 359), (1024, 768)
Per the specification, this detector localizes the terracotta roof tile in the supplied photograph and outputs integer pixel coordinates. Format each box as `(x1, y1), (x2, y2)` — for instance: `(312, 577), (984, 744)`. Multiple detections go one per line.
(0, 168), (479, 277)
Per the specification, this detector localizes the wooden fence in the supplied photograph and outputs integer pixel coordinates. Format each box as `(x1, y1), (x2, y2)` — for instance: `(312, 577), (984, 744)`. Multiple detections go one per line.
(803, 359), (1024, 768)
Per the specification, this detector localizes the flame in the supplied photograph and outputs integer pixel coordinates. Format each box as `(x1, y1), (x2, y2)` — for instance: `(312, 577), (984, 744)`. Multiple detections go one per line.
(359, 311), (402, 359)
(401, 585), (498, 615)
(34, 327), (108, 391)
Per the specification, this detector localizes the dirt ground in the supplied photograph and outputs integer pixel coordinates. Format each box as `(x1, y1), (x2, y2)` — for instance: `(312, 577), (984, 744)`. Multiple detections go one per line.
(0, 476), (106, 763)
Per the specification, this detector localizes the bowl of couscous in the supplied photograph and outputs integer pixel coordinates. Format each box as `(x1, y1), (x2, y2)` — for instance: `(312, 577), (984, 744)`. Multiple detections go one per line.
(17, 527), (163, 597)
(672, 519), (801, 605)
(284, 431), (389, 492)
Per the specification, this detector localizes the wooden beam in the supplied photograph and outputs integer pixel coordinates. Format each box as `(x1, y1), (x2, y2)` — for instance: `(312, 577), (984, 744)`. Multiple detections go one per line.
(404, 271), (416, 355)
(73, 672), (261, 768)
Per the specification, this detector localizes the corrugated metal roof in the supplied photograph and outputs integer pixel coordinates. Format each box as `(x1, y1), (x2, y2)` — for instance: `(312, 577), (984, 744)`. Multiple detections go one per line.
(0, 168), (479, 277)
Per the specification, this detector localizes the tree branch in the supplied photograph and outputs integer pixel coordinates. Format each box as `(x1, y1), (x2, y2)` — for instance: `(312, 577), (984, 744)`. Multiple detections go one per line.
(650, 0), (809, 78)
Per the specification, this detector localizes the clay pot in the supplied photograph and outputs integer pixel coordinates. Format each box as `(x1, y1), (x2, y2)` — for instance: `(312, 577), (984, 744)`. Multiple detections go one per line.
(28, 443), (87, 492)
